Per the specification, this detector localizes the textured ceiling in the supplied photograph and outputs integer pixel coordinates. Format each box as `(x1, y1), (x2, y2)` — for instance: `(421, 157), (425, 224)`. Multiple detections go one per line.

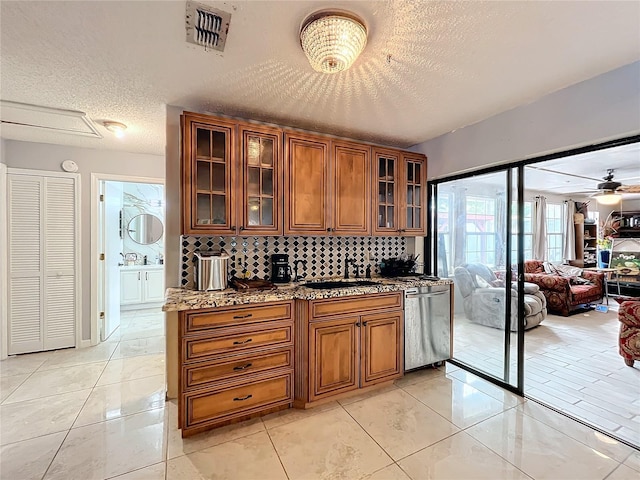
(1, 1), (639, 156)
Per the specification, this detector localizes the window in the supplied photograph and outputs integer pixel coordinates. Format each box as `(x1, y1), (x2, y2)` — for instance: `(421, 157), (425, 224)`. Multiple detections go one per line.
(546, 203), (564, 262)
(436, 193), (452, 276)
(465, 196), (496, 266)
(511, 201), (533, 260)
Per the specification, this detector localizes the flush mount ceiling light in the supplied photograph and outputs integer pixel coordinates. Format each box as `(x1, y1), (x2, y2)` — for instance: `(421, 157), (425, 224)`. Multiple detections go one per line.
(103, 121), (127, 138)
(300, 10), (367, 74)
(594, 191), (621, 205)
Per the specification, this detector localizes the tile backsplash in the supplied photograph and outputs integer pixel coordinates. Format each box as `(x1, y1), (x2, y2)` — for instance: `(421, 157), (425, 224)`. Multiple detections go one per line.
(181, 236), (407, 288)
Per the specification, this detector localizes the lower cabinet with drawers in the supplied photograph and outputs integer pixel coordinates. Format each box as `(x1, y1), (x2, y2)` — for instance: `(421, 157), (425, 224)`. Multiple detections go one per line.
(178, 300), (294, 437)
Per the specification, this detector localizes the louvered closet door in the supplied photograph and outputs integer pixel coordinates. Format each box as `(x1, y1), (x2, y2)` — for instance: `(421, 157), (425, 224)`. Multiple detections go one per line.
(8, 173), (77, 354)
(43, 177), (76, 350)
(8, 175), (44, 354)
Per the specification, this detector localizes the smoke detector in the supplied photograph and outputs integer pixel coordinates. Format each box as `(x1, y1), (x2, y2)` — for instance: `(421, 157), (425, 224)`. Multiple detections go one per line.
(185, 1), (232, 52)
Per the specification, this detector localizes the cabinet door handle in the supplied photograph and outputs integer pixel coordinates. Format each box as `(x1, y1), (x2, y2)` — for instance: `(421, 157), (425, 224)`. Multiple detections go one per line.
(233, 338), (253, 345)
(326, 227), (332, 232)
(138, 272), (141, 280)
(233, 363), (253, 371)
(239, 226), (244, 231)
(355, 321), (361, 327)
(233, 313), (253, 319)
(233, 394), (253, 401)
(362, 321), (368, 326)
(145, 272), (148, 280)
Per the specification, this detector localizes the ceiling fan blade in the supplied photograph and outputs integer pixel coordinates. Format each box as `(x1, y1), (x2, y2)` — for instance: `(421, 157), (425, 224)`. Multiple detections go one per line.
(618, 184), (640, 193)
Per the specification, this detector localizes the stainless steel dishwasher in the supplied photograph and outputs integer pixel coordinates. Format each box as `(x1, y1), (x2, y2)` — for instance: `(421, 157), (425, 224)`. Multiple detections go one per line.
(404, 284), (451, 371)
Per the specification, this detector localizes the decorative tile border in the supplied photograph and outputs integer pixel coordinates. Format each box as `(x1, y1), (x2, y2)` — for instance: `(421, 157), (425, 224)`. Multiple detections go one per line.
(181, 235), (406, 288)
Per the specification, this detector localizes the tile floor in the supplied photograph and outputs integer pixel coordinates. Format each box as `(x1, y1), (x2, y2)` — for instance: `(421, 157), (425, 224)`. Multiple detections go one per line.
(1, 309), (639, 480)
(453, 304), (640, 447)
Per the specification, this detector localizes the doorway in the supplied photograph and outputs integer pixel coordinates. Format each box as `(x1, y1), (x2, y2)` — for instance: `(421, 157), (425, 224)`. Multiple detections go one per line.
(92, 174), (164, 344)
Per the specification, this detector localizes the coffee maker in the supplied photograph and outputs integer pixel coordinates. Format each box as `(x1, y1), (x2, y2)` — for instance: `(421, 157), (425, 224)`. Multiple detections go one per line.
(271, 254), (291, 283)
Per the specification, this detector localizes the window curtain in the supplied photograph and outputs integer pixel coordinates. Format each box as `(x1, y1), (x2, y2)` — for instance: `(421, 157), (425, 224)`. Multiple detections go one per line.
(532, 195), (547, 261)
(452, 186), (467, 268)
(562, 201), (576, 262)
(494, 191), (507, 267)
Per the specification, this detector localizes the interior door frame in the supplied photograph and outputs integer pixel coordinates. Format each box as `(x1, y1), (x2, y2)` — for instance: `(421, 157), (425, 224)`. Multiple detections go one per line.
(90, 173), (164, 346)
(0, 163), (7, 360)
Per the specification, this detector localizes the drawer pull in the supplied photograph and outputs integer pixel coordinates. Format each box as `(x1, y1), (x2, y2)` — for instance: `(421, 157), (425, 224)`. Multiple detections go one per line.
(233, 313), (253, 319)
(233, 394), (253, 401)
(233, 338), (253, 345)
(233, 363), (253, 371)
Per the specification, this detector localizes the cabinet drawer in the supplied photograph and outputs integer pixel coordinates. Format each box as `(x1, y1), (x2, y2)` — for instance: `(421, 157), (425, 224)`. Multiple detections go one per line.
(184, 302), (293, 333)
(184, 348), (293, 389)
(185, 373), (292, 429)
(310, 292), (403, 320)
(184, 322), (293, 361)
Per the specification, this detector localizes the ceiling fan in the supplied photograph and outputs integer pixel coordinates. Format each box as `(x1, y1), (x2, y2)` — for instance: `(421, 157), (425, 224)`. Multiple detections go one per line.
(579, 169), (640, 205)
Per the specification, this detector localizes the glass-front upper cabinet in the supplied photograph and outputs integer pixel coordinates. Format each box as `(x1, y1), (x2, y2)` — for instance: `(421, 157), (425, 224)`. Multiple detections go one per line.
(239, 124), (283, 235)
(401, 153), (427, 235)
(181, 113), (237, 235)
(372, 148), (401, 235)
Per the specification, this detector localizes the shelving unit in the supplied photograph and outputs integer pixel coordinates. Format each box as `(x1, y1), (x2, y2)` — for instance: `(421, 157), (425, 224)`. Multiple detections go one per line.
(574, 219), (597, 268)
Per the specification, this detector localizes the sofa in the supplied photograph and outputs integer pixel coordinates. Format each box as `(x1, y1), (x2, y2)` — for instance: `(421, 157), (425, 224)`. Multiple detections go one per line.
(523, 260), (604, 316)
(618, 300), (640, 367)
(454, 263), (546, 331)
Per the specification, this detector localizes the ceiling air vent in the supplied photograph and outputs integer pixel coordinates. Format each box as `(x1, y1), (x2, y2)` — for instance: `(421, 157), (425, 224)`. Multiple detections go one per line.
(185, 1), (232, 52)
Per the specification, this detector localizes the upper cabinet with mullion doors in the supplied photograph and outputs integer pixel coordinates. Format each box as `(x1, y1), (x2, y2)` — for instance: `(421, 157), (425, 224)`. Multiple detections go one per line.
(401, 153), (427, 235)
(372, 149), (426, 235)
(239, 123), (283, 235)
(181, 113), (237, 235)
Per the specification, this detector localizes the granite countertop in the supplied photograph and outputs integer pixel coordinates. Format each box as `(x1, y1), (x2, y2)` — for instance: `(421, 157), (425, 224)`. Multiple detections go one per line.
(163, 276), (453, 312)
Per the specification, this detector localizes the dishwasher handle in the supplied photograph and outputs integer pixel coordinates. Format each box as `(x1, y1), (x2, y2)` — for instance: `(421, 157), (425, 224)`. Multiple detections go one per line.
(406, 290), (449, 299)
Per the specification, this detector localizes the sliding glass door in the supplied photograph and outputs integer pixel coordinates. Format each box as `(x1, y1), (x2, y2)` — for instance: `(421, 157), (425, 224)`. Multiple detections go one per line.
(429, 166), (524, 391)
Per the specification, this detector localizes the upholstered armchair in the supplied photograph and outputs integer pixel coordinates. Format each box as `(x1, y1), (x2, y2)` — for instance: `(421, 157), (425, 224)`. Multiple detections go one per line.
(618, 300), (640, 367)
(454, 263), (546, 331)
(523, 260), (604, 316)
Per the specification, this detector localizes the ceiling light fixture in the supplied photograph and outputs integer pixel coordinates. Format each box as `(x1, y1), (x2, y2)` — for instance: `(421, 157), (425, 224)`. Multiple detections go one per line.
(103, 121), (127, 138)
(300, 10), (367, 74)
(595, 191), (621, 205)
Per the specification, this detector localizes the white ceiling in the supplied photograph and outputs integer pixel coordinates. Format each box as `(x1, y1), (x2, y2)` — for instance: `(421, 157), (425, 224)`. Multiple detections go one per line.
(1, 1), (639, 156)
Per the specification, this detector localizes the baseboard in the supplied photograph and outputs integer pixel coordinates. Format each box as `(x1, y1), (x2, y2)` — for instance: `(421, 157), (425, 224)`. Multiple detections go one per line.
(79, 339), (93, 348)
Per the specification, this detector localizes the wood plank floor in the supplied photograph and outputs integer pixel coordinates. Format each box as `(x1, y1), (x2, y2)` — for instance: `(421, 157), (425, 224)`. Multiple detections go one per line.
(453, 305), (640, 447)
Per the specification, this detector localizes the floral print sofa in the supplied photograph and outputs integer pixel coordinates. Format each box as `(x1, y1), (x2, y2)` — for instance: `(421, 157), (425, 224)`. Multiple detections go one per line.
(523, 260), (604, 316)
(618, 300), (640, 367)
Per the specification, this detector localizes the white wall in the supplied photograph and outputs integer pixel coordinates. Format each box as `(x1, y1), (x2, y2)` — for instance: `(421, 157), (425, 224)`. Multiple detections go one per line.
(4, 140), (164, 341)
(413, 61), (640, 179)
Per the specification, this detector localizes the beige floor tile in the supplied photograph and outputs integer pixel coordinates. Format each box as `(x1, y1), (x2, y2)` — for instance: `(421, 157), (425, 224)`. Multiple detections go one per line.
(166, 431), (286, 480)
(517, 400), (633, 463)
(269, 407), (392, 479)
(398, 431), (531, 480)
(97, 354), (165, 386)
(0, 432), (66, 480)
(447, 369), (523, 407)
(0, 352), (49, 377)
(3, 362), (106, 404)
(404, 376), (512, 428)
(44, 408), (166, 480)
(338, 384), (399, 406)
(607, 464), (640, 480)
(74, 374), (166, 427)
(623, 450), (640, 472)
(343, 389), (459, 461)
(466, 408), (619, 480)
(394, 367), (445, 388)
(364, 464), (411, 480)
(0, 389), (91, 445)
(165, 400), (264, 459)
(37, 342), (117, 371)
(262, 401), (340, 430)
(111, 336), (166, 359)
(109, 462), (167, 480)
(0, 373), (29, 403)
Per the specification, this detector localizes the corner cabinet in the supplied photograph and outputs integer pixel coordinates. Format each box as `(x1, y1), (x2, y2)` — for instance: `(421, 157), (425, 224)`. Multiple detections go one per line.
(372, 150), (427, 236)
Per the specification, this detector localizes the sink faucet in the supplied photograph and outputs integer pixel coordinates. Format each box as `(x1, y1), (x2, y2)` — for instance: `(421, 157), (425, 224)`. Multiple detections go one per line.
(293, 259), (307, 282)
(344, 257), (356, 279)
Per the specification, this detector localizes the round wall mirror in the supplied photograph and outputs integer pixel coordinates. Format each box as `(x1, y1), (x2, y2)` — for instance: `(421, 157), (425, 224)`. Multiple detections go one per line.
(127, 214), (163, 245)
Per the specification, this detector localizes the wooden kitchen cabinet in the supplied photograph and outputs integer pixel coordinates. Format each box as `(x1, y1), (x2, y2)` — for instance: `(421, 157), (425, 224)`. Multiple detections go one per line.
(238, 123), (283, 235)
(181, 113), (237, 235)
(284, 132), (330, 235)
(295, 292), (403, 407)
(309, 316), (359, 400)
(178, 300), (294, 437)
(372, 149), (427, 236)
(332, 141), (371, 235)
